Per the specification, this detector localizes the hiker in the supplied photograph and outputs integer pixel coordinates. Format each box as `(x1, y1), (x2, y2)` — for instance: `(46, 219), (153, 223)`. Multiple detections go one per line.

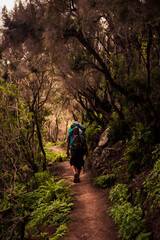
(66, 123), (89, 183)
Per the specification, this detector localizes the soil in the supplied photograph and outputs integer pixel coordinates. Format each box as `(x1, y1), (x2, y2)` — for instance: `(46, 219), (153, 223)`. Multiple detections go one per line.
(49, 145), (65, 153)
(51, 147), (119, 240)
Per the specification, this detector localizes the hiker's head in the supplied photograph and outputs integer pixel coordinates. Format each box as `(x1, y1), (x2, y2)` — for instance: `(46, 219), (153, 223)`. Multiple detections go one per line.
(71, 123), (86, 131)
(71, 123), (79, 129)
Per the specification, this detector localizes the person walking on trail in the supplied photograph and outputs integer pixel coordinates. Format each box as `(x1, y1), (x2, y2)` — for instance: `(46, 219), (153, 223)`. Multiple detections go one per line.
(66, 123), (89, 183)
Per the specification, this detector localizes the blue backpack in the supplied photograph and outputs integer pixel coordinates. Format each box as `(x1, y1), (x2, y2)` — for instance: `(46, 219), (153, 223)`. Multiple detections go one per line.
(69, 123), (87, 154)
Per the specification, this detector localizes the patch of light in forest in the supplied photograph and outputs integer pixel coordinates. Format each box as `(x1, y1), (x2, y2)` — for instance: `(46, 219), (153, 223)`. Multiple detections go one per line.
(0, 0), (15, 11)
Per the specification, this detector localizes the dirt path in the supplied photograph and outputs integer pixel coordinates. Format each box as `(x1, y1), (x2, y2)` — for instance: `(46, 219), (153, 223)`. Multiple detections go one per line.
(52, 146), (119, 240)
(49, 145), (65, 153)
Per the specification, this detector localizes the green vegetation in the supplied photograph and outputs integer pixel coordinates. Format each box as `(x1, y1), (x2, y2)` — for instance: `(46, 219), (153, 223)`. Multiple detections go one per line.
(143, 154), (160, 215)
(0, 172), (73, 240)
(46, 141), (66, 148)
(109, 184), (131, 203)
(85, 122), (102, 149)
(107, 112), (131, 145)
(97, 121), (160, 240)
(109, 184), (151, 240)
(123, 123), (151, 179)
(45, 143), (67, 163)
(1, 0), (160, 239)
(109, 202), (151, 240)
(49, 224), (68, 240)
(93, 174), (116, 188)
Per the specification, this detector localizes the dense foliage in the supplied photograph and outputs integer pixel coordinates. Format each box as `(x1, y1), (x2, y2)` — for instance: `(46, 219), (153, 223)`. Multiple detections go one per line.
(0, 79), (72, 238)
(1, 0), (160, 239)
(0, 170), (73, 240)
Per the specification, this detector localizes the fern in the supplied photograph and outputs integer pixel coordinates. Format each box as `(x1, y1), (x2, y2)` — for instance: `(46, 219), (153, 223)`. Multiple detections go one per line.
(94, 174), (116, 188)
(49, 224), (68, 240)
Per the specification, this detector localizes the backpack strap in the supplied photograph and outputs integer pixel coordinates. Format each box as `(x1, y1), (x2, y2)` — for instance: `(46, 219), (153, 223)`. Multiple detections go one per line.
(68, 128), (74, 150)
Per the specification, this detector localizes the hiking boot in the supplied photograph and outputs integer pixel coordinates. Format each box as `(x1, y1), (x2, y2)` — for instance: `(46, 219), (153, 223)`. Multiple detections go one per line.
(77, 178), (80, 183)
(74, 173), (78, 183)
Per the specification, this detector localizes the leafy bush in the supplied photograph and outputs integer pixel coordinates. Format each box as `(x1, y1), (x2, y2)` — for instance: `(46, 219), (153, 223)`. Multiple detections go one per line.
(109, 184), (151, 240)
(93, 174), (116, 188)
(28, 171), (51, 189)
(124, 145), (142, 179)
(25, 177), (73, 231)
(85, 122), (102, 148)
(136, 232), (152, 240)
(56, 141), (66, 148)
(107, 112), (131, 144)
(44, 144), (66, 163)
(152, 143), (160, 160)
(123, 122), (151, 179)
(49, 224), (68, 240)
(0, 172), (73, 240)
(143, 157), (160, 214)
(134, 189), (143, 205)
(26, 199), (72, 230)
(109, 184), (131, 203)
(50, 151), (66, 163)
(109, 202), (150, 240)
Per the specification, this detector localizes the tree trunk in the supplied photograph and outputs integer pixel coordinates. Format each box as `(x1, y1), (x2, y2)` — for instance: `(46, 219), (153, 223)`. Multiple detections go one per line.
(35, 114), (46, 171)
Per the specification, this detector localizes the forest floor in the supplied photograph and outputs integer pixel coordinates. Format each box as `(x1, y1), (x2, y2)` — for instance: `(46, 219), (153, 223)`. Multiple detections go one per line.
(50, 146), (119, 240)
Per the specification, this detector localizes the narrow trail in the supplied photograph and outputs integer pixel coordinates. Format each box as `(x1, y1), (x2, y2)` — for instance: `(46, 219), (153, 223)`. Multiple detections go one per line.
(52, 146), (119, 240)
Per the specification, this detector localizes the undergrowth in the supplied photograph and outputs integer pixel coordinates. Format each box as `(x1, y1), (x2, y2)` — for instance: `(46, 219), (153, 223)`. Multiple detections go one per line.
(93, 174), (116, 188)
(143, 148), (160, 215)
(123, 122), (151, 179)
(91, 119), (160, 239)
(109, 184), (152, 240)
(85, 122), (102, 149)
(107, 111), (131, 145)
(45, 142), (67, 163)
(106, 126), (160, 240)
(46, 141), (66, 148)
(49, 224), (68, 240)
(0, 171), (73, 240)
